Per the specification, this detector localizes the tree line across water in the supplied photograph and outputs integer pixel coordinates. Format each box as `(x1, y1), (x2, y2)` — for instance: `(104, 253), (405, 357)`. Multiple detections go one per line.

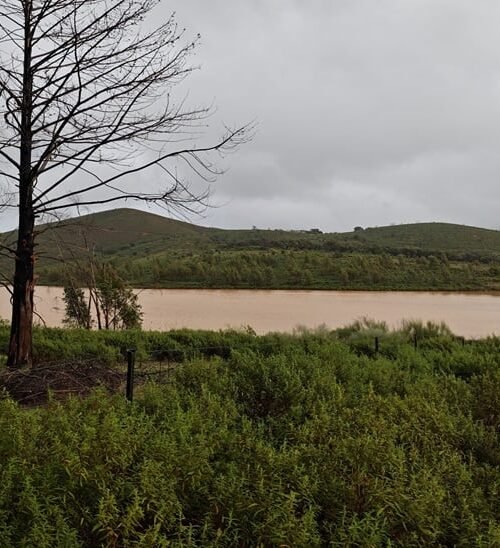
(0, 321), (498, 545)
(39, 248), (500, 291)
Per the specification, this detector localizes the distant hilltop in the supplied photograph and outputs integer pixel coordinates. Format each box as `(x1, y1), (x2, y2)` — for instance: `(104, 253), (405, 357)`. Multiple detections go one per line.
(1, 207), (499, 260)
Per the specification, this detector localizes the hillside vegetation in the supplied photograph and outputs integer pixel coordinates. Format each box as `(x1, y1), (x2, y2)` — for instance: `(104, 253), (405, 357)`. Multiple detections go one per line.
(2, 208), (500, 290)
(349, 222), (500, 255)
(0, 323), (499, 546)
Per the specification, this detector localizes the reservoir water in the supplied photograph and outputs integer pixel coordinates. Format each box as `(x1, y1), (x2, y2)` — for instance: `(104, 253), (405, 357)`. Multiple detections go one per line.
(0, 287), (499, 338)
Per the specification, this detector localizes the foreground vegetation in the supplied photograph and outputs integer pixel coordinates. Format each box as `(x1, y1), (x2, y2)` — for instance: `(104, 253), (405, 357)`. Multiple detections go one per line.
(0, 323), (499, 546)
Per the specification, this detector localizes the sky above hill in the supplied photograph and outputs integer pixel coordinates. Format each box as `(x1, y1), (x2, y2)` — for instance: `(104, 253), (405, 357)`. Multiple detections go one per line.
(164, 0), (500, 232)
(2, 1), (500, 232)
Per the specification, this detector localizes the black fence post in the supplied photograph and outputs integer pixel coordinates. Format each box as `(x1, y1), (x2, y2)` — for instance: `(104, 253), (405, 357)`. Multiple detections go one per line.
(126, 349), (136, 402)
(413, 333), (418, 350)
(374, 336), (379, 354)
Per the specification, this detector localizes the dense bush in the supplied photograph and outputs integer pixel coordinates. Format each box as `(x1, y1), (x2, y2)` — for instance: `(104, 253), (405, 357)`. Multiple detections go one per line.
(38, 248), (500, 291)
(0, 324), (289, 365)
(0, 326), (498, 546)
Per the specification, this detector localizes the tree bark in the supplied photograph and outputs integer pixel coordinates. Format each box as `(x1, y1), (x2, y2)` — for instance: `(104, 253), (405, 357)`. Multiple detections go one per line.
(7, 210), (35, 367)
(7, 1), (34, 368)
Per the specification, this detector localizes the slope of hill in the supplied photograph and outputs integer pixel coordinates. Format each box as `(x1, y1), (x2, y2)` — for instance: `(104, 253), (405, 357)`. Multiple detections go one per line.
(43, 208), (212, 254)
(1, 208), (499, 290)
(2, 208), (500, 258)
(348, 222), (500, 256)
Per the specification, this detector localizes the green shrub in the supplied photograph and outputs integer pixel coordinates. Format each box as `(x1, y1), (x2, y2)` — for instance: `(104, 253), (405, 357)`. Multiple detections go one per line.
(0, 328), (498, 545)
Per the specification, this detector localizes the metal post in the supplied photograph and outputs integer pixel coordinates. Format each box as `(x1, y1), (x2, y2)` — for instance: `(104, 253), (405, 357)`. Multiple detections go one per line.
(374, 336), (379, 353)
(413, 333), (418, 350)
(126, 349), (136, 402)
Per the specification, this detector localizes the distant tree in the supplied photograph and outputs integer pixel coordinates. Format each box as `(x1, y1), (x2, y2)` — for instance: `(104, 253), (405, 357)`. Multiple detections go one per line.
(0, 0), (250, 366)
(63, 286), (91, 329)
(93, 264), (142, 330)
(64, 262), (142, 330)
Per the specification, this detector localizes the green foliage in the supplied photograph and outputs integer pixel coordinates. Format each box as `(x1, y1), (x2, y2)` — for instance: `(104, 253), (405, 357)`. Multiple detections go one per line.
(4, 208), (497, 291)
(400, 319), (454, 338)
(63, 286), (91, 329)
(63, 262), (143, 330)
(39, 248), (500, 291)
(92, 263), (143, 330)
(0, 326), (499, 545)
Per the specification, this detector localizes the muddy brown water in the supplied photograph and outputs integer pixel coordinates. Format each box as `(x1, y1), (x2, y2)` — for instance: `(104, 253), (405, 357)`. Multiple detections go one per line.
(0, 287), (499, 338)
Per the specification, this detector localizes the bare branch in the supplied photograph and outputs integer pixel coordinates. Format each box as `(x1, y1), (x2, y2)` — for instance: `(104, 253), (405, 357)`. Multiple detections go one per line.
(34, 124), (251, 212)
(0, 0), (250, 366)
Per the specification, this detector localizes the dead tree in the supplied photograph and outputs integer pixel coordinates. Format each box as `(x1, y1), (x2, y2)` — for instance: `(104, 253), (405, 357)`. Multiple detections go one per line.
(0, 0), (250, 366)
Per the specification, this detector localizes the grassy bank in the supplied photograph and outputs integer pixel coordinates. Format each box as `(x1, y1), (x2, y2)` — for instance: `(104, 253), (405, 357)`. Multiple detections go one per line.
(0, 323), (499, 545)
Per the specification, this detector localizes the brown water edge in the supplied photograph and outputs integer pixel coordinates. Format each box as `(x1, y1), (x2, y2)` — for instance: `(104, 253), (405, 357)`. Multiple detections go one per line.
(0, 287), (499, 338)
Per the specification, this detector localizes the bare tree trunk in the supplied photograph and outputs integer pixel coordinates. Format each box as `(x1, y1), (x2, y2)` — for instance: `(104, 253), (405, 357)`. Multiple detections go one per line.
(87, 248), (102, 330)
(7, 209), (35, 367)
(7, 1), (34, 368)
(86, 293), (93, 330)
(90, 288), (102, 330)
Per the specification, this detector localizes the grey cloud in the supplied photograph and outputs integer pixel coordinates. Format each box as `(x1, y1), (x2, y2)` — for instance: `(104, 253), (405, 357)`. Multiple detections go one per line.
(175, 0), (500, 231)
(2, 0), (500, 233)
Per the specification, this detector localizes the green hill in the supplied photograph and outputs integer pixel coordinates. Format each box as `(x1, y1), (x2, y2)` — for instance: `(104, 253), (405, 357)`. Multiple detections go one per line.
(348, 222), (500, 256)
(1, 208), (212, 258)
(2, 208), (500, 258)
(1, 208), (500, 290)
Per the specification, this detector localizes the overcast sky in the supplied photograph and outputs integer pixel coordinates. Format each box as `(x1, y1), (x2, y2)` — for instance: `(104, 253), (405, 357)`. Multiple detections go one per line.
(4, 0), (500, 232)
(170, 0), (500, 232)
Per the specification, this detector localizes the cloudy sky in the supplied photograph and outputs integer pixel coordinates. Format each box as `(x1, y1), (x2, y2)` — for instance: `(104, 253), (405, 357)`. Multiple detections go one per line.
(167, 0), (500, 232)
(4, 0), (500, 233)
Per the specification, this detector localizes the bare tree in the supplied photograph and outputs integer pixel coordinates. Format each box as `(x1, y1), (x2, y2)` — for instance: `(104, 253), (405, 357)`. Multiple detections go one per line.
(0, 0), (250, 366)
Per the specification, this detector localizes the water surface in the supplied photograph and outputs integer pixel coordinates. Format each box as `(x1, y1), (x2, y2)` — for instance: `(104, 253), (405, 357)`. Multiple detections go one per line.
(0, 287), (498, 338)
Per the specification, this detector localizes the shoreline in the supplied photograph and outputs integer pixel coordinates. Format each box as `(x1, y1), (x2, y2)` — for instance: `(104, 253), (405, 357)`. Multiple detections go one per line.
(35, 284), (500, 296)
